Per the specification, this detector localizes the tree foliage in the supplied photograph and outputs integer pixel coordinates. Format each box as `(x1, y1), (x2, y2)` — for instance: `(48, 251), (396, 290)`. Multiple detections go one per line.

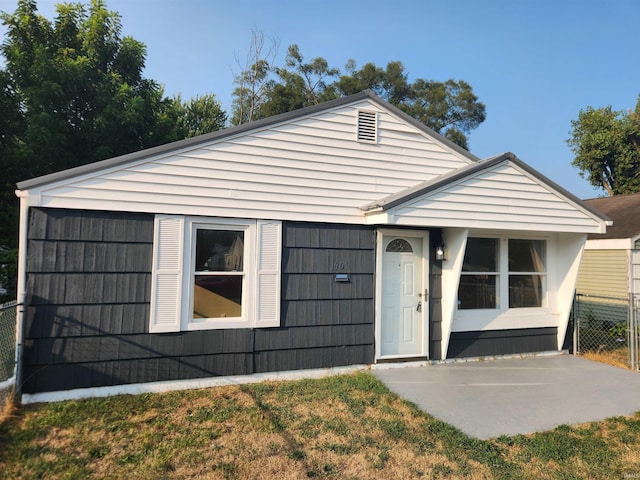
(230, 26), (278, 125)
(174, 93), (227, 138)
(568, 97), (640, 196)
(231, 44), (486, 150)
(0, 0), (225, 300)
(0, 6), (487, 300)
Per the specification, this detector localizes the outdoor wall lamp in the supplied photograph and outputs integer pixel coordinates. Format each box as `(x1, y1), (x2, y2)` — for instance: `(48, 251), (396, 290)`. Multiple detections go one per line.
(435, 242), (446, 261)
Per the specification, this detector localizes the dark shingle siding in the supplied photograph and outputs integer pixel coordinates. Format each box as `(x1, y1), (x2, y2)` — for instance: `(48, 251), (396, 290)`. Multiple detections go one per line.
(447, 327), (558, 358)
(23, 209), (376, 394)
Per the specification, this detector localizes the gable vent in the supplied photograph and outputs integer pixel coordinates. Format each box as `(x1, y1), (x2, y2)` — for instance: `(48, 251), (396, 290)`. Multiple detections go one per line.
(357, 110), (378, 143)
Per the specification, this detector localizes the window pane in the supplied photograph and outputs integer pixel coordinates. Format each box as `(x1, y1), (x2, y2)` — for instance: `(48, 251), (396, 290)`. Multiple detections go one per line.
(509, 275), (544, 308)
(193, 275), (242, 318)
(195, 230), (244, 272)
(462, 238), (498, 272)
(509, 239), (545, 272)
(386, 238), (413, 253)
(458, 275), (498, 309)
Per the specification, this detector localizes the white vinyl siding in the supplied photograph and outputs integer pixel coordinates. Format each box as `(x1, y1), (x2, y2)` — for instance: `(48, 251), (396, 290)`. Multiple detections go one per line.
(33, 100), (472, 224)
(576, 249), (629, 297)
(389, 162), (602, 233)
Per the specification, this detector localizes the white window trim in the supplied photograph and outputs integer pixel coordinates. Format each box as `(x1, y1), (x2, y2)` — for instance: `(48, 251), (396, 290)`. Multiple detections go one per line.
(182, 218), (256, 331)
(456, 233), (550, 324)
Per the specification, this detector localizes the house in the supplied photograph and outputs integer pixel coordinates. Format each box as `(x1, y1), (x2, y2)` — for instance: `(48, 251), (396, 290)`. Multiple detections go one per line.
(14, 91), (609, 402)
(574, 194), (640, 359)
(577, 193), (640, 299)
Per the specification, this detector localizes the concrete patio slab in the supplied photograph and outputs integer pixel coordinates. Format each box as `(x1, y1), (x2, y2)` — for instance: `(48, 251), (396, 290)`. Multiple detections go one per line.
(372, 354), (640, 439)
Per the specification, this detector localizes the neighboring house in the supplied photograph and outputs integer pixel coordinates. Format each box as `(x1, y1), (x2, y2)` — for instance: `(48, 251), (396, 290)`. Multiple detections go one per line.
(576, 193), (640, 307)
(14, 91), (609, 401)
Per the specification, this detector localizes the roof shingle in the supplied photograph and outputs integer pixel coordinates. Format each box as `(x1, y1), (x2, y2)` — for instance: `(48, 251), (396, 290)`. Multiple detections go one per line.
(584, 192), (640, 240)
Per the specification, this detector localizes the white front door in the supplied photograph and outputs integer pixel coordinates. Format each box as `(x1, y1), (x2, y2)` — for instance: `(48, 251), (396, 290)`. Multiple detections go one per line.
(379, 232), (428, 357)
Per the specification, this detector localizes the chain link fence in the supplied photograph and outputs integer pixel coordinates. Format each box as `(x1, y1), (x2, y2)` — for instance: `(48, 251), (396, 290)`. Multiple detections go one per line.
(0, 300), (17, 406)
(574, 293), (640, 371)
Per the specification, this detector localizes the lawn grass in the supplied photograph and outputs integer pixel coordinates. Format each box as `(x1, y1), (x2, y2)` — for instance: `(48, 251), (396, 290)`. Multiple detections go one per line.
(1, 372), (639, 479)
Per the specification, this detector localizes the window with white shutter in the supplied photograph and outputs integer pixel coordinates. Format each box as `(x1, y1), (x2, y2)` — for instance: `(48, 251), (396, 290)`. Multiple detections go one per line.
(149, 216), (282, 332)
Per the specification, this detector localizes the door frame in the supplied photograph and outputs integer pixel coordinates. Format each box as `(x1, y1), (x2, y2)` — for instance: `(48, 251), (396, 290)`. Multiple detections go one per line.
(375, 228), (430, 361)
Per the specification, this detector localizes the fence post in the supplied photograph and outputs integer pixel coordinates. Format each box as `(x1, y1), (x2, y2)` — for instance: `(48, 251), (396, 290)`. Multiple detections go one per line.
(573, 294), (579, 355)
(630, 293), (635, 371)
(632, 294), (639, 371)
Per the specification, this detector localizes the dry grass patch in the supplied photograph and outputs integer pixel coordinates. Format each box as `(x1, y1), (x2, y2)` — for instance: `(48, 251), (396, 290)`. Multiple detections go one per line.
(1, 373), (639, 479)
(581, 347), (632, 370)
(0, 390), (17, 424)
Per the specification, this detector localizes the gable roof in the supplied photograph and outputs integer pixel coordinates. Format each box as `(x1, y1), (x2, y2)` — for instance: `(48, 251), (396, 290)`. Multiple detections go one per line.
(583, 192), (640, 240)
(361, 152), (610, 223)
(16, 90), (479, 191)
(14, 91), (609, 235)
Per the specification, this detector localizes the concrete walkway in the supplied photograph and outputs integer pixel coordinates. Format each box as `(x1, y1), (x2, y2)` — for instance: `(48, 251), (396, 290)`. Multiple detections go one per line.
(372, 354), (640, 439)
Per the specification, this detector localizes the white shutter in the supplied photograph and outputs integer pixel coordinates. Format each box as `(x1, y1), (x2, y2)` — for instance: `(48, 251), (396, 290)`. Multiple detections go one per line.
(149, 215), (185, 333)
(255, 220), (282, 327)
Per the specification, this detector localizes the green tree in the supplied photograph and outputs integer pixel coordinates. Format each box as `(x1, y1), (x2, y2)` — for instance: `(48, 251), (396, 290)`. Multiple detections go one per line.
(260, 45), (340, 117)
(1, 0), (182, 172)
(174, 93), (227, 138)
(334, 60), (410, 105)
(230, 27), (278, 125)
(336, 62), (485, 149)
(0, 0), (226, 300)
(568, 97), (640, 196)
(231, 44), (487, 150)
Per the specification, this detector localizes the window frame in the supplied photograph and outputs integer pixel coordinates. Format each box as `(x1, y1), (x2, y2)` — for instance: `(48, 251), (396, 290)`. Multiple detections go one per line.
(507, 238), (547, 309)
(457, 234), (548, 315)
(186, 219), (255, 330)
(458, 237), (500, 310)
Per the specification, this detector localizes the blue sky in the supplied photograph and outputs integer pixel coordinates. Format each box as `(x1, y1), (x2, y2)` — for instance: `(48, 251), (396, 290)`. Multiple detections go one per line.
(1, 0), (639, 199)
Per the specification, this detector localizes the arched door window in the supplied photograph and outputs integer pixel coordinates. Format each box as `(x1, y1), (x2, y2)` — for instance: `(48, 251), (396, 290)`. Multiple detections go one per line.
(385, 238), (413, 253)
